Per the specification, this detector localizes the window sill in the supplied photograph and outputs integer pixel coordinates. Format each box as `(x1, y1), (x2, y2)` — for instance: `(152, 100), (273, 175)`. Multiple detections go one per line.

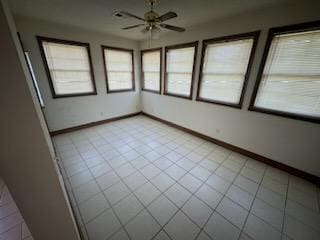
(107, 89), (135, 94)
(142, 89), (161, 94)
(52, 92), (97, 98)
(163, 92), (192, 100)
(248, 106), (320, 124)
(196, 97), (242, 109)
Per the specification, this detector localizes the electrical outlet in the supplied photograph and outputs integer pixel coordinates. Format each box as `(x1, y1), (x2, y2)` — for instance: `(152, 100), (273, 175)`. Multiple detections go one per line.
(216, 129), (220, 134)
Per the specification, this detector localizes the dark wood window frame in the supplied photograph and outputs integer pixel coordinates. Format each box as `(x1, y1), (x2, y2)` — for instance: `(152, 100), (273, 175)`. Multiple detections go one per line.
(164, 41), (198, 100)
(196, 31), (260, 109)
(140, 48), (162, 94)
(249, 21), (320, 124)
(101, 45), (135, 93)
(37, 36), (97, 98)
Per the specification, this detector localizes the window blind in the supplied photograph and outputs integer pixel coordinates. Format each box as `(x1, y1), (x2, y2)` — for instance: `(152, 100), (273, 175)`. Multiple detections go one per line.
(142, 50), (161, 92)
(42, 41), (94, 95)
(104, 49), (133, 91)
(199, 38), (254, 104)
(254, 29), (320, 118)
(166, 46), (196, 97)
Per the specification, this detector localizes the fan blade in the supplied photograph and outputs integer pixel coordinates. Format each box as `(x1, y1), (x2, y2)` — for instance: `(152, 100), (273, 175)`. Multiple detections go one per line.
(122, 24), (145, 30)
(113, 11), (145, 21)
(160, 23), (185, 32)
(157, 11), (177, 22)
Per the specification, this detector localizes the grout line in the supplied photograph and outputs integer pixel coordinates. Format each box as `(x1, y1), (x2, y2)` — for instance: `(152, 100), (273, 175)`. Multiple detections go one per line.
(97, 126), (201, 240)
(84, 122), (184, 238)
(0, 213), (23, 238)
(53, 116), (320, 240)
(139, 147), (229, 237)
(117, 146), (207, 238)
(55, 117), (239, 240)
(75, 128), (134, 240)
(237, 172), (287, 197)
(0, 207), (20, 221)
(64, 142), (281, 201)
(20, 221), (23, 240)
(238, 164), (268, 240)
(182, 156), (233, 240)
(55, 140), (91, 239)
(280, 174), (290, 238)
(193, 151), (249, 240)
(132, 147), (222, 240)
(67, 120), (216, 239)
(60, 137), (127, 237)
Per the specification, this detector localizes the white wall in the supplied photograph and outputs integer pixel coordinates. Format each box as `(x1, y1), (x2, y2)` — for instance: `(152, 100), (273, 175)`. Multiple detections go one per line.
(15, 17), (142, 132)
(140, 1), (320, 177)
(0, 0), (79, 239)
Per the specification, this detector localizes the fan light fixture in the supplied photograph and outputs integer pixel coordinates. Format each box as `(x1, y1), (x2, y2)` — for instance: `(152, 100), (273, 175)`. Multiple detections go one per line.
(113, 0), (185, 39)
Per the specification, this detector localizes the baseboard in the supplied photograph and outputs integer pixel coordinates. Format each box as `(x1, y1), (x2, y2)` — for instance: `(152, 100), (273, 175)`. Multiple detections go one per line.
(50, 111), (142, 136)
(141, 112), (319, 185)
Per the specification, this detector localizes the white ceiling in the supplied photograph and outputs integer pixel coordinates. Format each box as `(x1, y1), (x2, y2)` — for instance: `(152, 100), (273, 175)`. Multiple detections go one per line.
(8, 0), (291, 40)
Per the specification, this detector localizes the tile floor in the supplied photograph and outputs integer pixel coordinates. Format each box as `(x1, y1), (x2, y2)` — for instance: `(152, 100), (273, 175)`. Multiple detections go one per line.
(54, 116), (320, 240)
(0, 177), (33, 240)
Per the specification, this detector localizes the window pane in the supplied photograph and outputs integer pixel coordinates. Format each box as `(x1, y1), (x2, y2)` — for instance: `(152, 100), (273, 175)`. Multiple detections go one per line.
(50, 70), (93, 94)
(108, 72), (133, 90)
(142, 50), (161, 91)
(144, 72), (160, 90)
(201, 74), (244, 103)
(166, 46), (196, 96)
(167, 73), (192, 96)
(254, 29), (320, 117)
(42, 41), (94, 95)
(104, 48), (134, 91)
(199, 38), (254, 104)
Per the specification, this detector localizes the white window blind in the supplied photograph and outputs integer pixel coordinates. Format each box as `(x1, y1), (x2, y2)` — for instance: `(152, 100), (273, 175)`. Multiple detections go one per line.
(199, 38), (254, 104)
(142, 50), (161, 92)
(104, 48), (134, 91)
(253, 29), (320, 118)
(166, 46), (196, 97)
(42, 41), (94, 95)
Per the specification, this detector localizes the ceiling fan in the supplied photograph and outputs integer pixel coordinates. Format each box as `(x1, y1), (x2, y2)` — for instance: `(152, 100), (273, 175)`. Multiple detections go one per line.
(113, 0), (185, 35)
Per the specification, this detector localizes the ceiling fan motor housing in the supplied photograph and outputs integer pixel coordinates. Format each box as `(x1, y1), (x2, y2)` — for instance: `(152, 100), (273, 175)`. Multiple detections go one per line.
(145, 11), (160, 23)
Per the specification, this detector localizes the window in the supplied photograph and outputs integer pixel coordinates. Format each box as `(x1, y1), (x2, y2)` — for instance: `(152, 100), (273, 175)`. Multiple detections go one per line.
(164, 42), (198, 99)
(197, 32), (259, 108)
(37, 37), (96, 98)
(102, 46), (135, 92)
(141, 48), (162, 93)
(250, 22), (320, 123)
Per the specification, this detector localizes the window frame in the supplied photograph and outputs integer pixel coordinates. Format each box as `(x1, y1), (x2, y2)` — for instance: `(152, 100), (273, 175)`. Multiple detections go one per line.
(37, 36), (97, 98)
(249, 21), (320, 123)
(101, 45), (135, 93)
(140, 48), (162, 94)
(164, 41), (198, 100)
(196, 31), (260, 108)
